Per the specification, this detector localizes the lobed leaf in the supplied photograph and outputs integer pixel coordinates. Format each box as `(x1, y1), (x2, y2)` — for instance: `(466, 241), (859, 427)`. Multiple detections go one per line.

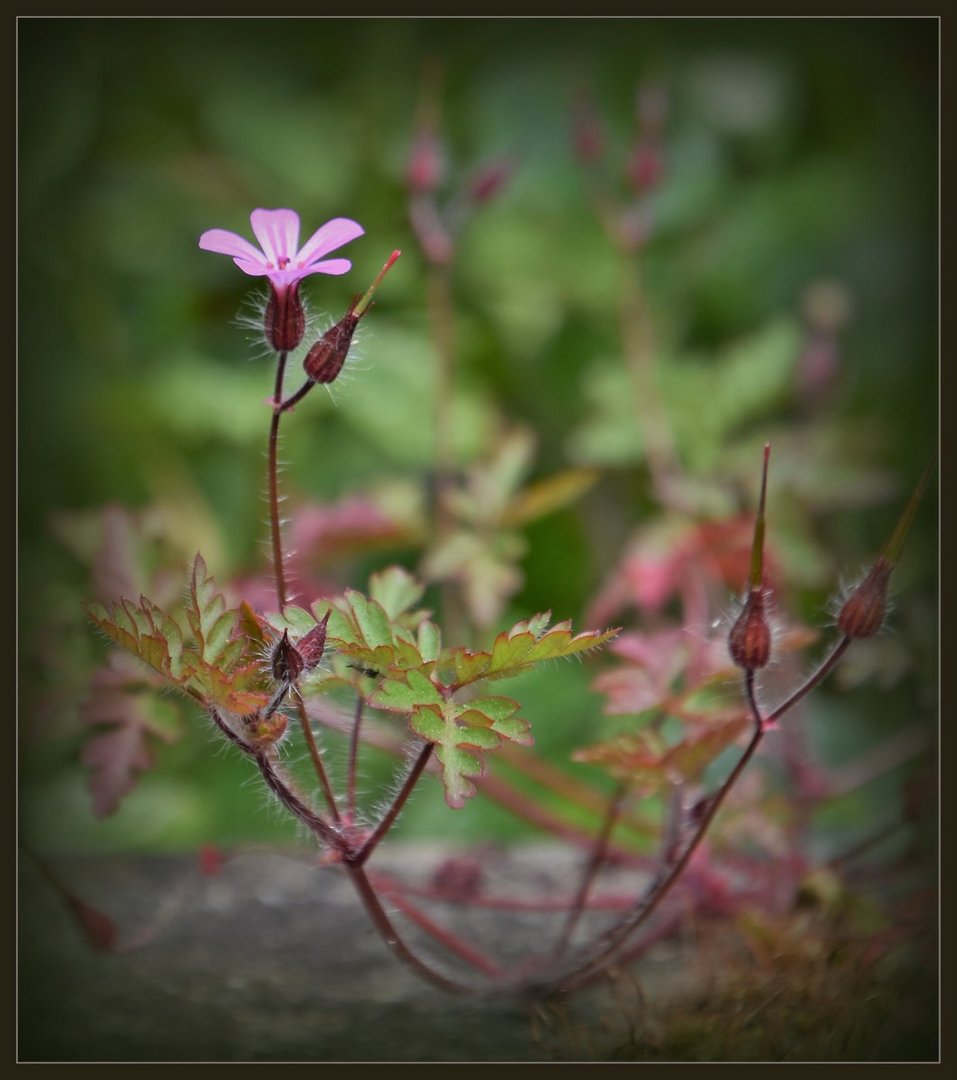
(187, 554), (237, 666)
(368, 565), (426, 621)
(447, 615), (619, 688)
(408, 703), (495, 809)
(84, 598), (186, 684)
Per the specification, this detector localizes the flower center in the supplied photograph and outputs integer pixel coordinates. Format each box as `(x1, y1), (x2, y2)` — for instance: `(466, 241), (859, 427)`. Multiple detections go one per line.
(277, 256), (290, 270)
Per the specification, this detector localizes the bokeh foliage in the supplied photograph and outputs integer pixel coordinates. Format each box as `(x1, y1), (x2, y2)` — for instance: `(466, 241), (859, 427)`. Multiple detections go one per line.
(19, 19), (937, 853)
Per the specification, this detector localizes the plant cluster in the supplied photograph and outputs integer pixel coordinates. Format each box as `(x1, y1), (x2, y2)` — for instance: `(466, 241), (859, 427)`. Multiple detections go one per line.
(29, 74), (935, 1022)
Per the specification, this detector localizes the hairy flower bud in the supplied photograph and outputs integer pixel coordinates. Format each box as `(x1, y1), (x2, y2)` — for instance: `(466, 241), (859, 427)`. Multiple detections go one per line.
(264, 281), (306, 353)
(297, 610), (330, 670)
(243, 709), (288, 747)
(303, 311), (360, 384)
(837, 557), (892, 639)
(729, 588), (772, 671)
(271, 628), (305, 684)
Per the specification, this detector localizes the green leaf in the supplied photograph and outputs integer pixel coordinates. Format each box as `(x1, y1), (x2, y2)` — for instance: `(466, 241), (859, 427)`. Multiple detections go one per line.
(369, 566), (425, 621)
(187, 554), (237, 665)
(408, 702), (494, 809)
(84, 597), (186, 684)
(447, 616), (618, 688)
(370, 669), (443, 713)
(344, 589), (394, 650)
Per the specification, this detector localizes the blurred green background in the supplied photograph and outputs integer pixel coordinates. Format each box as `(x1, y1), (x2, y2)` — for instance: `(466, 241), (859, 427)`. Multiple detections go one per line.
(19, 18), (937, 854)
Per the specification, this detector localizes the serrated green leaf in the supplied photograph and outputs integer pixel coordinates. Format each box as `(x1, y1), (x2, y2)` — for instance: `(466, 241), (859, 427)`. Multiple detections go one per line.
(187, 554), (235, 664)
(407, 702), (491, 810)
(141, 597), (184, 679)
(345, 590), (394, 650)
(370, 669), (443, 713)
(204, 608), (238, 666)
(369, 566), (425, 620)
(447, 616), (618, 688)
(85, 598), (185, 684)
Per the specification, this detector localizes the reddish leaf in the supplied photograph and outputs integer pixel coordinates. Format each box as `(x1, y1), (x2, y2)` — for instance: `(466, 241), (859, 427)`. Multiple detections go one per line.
(80, 724), (154, 819)
(66, 895), (117, 952)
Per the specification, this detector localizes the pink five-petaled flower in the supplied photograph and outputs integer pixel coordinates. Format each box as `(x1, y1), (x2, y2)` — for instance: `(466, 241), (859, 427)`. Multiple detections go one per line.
(199, 208), (364, 353)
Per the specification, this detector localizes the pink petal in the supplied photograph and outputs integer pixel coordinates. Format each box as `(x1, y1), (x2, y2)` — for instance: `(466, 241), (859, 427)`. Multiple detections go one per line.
(297, 258), (353, 278)
(296, 217), (364, 269)
(198, 228), (266, 266)
(250, 208), (300, 268)
(232, 257), (274, 277)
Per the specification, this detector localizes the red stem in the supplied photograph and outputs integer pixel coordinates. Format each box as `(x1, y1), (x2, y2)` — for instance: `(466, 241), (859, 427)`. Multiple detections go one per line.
(375, 883), (506, 980)
(345, 864), (472, 995)
(268, 350), (289, 611)
(553, 780), (629, 956)
(347, 742), (434, 867)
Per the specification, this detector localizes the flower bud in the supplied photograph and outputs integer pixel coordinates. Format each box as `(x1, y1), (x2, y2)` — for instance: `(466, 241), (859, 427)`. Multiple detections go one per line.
(626, 137), (665, 193)
(303, 311), (359, 384)
(271, 628), (305, 684)
(264, 281), (305, 353)
(406, 127), (444, 195)
(837, 557), (892, 639)
(729, 588), (772, 671)
(297, 610), (330, 670)
(243, 708), (288, 747)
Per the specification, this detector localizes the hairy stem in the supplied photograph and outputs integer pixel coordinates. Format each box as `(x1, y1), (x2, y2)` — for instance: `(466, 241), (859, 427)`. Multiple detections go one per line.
(766, 636), (852, 726)
(347, 742), (434, 867)
(268, 350), (290, 610)
(292, 690), (341, 825)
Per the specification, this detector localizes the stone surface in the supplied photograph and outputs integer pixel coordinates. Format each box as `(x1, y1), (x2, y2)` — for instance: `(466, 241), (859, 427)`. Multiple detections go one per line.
(18, 845), (938, 1063)
(18, 847), (677, 1063)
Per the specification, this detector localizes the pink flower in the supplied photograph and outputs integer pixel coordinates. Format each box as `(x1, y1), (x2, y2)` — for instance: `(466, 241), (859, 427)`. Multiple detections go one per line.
(199, 208), (364, 289)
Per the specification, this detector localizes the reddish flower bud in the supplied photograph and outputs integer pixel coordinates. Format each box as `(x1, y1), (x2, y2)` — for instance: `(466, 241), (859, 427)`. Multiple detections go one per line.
(243, 709), (288, 747)
(467, 159), (513, 205)
(626, 137), (665, 193)
(406, 127), (444, 195)
(264, 281), (305, 353)
(837, 557), (892, 639)
(271, 628), (305, 683)
(729, 588), (772, 671)
(297, 610), (330, 670)
(303, 311), (359, 384)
